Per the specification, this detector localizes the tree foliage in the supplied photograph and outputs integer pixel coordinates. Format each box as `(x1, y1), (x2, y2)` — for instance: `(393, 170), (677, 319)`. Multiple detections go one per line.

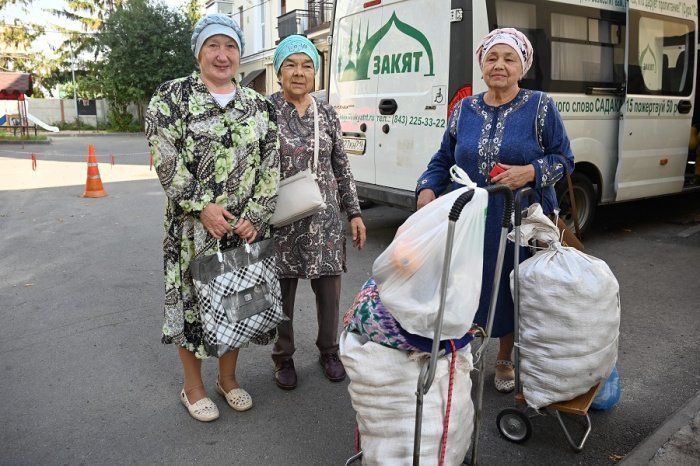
(3, 0), (201, 126)
(97, 0), (196, 126)
(0, 16), (45, 95)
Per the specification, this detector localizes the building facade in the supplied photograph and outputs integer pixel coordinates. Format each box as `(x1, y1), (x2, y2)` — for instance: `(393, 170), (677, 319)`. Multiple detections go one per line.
(205, 0), (334, 96)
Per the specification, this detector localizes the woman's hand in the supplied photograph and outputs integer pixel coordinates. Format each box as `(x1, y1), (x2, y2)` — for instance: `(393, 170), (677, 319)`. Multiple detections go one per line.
(233, 218), (258, 244)
(417, 189), (436, 210)
(199, 204), (235, 239)
(350, 217), (366, 250)
(491, 164), (535, 190)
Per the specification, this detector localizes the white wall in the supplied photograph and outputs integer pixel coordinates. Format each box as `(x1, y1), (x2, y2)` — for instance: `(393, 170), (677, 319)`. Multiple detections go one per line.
(0, 98), (135, 128)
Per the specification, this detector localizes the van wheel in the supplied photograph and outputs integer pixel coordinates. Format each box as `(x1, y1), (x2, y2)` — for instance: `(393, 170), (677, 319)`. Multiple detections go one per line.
(555, 172), (596, 236)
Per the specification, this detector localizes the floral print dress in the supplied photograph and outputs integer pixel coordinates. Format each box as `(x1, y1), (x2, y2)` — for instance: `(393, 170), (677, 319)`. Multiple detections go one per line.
(270, 92), (361, 279)
(145, 72), (280, 358)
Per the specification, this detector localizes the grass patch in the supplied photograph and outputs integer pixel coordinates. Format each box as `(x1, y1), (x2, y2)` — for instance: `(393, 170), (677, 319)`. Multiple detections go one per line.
(0, 133), (49, 142)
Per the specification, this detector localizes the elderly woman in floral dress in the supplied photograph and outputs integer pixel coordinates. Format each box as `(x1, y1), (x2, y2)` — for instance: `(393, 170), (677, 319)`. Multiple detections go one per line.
(269, 35), (366, 390)
(145, 14), (279, 422)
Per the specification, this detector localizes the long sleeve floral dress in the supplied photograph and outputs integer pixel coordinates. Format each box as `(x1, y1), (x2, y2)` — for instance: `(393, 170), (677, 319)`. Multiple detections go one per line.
(145, 71), (280, 358)
(270, 92), (361, 279)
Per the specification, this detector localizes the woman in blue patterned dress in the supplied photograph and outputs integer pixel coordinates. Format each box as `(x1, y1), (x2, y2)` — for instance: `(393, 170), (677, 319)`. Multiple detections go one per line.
(416, 28), (574, 393)
(145, 14), (280, 421)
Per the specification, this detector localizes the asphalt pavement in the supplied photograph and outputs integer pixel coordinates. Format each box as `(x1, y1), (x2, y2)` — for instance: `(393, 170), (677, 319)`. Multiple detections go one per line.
(1, 134), (699, 465)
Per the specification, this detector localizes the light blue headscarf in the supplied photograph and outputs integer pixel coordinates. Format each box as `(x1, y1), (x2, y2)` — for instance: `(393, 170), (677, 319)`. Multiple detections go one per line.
(191, 14), (245, 58)
(273, 35), (320, 75)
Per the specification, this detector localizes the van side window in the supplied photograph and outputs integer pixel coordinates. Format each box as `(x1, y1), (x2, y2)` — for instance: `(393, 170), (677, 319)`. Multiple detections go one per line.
(627, 11), (695, 96)
(494, 0), (537, 81)
(490, 0), (625, 93)
(550, 14), (624, 84)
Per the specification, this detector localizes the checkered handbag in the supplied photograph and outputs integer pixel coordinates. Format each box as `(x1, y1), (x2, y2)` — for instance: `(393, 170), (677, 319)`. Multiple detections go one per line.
(190, 239), (283, 357)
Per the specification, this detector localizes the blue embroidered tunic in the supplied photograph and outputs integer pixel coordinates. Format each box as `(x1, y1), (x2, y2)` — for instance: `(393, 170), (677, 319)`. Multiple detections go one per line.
(417, 89), (574, 337)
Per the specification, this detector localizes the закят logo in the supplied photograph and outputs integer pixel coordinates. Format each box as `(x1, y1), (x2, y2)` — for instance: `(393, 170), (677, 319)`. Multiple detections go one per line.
(337, 12), (434, 82)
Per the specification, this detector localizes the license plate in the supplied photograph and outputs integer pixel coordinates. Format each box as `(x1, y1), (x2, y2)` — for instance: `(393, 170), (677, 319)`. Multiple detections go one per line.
(342, 136), (366, 155)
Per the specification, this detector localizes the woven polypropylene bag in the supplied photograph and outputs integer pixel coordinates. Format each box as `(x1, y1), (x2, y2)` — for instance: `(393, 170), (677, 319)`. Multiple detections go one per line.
(340, 331), (474, 466)
(512, 244), (620, 409)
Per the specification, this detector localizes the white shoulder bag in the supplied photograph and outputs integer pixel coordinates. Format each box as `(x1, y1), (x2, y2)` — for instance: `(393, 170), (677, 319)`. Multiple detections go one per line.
(269, 97), (327, 228)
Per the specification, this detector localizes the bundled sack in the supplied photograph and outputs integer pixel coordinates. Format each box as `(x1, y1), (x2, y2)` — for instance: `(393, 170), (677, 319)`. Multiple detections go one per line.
(340, 331), (474, 466)
(373, 181), (488, 339)
(342, 277), (475, 353)
(509, 204), (620, 409)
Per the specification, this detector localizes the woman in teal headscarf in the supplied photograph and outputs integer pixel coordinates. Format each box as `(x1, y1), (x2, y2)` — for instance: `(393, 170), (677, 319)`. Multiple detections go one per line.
(269, 35), (367, 390)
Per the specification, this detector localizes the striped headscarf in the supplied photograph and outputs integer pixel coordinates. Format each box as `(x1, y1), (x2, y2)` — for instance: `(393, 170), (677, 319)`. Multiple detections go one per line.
(476, 28), (533, 78)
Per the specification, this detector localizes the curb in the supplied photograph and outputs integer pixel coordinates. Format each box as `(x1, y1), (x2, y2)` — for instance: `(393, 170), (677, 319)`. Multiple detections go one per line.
(46, 131), (144, 137)
(620, 390), (700, 464)
(0, 139), (51, 145)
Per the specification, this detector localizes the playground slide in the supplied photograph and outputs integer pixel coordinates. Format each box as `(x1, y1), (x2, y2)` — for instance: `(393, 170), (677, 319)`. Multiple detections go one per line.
(26, 112), (59, 132)
(0, 115), (6, 126)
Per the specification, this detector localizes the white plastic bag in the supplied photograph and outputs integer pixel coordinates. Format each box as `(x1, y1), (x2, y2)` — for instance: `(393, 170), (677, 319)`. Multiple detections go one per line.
(512, 243), (620, 409)
(373, 181), (488, 339)
(507, 203), (560, 245)
(340, 331), (474, 466)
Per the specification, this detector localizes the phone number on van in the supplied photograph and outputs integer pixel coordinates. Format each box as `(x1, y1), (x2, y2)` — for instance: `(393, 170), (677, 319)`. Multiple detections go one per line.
(392, 115), (446, 128)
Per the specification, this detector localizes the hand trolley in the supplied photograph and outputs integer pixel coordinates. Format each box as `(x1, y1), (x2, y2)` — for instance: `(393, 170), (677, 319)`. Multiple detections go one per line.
(346, 184), (513, 466)
(495, 187), (601, 452)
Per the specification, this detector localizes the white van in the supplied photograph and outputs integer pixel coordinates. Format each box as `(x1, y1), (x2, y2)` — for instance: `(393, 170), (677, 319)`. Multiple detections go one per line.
(328, 0), (699, 233)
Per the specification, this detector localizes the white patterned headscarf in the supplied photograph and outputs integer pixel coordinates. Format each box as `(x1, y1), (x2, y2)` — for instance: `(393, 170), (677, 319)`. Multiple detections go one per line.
(476, 28), (533, 78)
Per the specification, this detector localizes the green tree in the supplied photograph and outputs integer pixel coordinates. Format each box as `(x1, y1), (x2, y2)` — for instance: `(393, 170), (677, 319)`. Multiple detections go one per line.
(0, 19), (47, 96)
(182, 0), (203, 27)
(97, 0), (196, 128)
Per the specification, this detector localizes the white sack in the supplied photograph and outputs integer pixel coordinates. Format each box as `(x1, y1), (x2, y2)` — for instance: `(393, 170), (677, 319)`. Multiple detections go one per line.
(373, 185), (488, 339)
(339, 331), (474, 466)
(512, 244), (620, 409)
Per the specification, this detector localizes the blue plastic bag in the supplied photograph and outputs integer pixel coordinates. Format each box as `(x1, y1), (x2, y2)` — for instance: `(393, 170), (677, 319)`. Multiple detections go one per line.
(591, 366), (621, 411)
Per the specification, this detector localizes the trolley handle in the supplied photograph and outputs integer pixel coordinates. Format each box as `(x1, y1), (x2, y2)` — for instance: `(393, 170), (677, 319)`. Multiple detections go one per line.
(514, 187), (536, 227)
(484, 184), (514, 228)
(447, 190), (475, 221)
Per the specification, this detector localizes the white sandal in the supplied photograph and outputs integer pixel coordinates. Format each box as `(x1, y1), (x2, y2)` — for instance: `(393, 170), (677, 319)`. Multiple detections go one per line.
(494, 359), (515, 394)
(216, 379), (253, 412)
(180, 389), (219, 422)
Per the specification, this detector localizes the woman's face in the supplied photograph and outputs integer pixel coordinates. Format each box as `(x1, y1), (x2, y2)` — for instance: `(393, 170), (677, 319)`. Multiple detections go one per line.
(198, 34), (240, 88)
(481, 44), (523, 92)
(278, 53), (315, 100)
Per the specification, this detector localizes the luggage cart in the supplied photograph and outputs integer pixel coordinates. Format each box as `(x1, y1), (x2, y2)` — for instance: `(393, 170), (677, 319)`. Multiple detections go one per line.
(495, 188), (601, 452)
(345, 185), (513, 466)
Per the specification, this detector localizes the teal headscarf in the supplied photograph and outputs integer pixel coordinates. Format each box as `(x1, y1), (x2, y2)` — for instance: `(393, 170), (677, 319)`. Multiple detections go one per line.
(273, 35), (320, 75)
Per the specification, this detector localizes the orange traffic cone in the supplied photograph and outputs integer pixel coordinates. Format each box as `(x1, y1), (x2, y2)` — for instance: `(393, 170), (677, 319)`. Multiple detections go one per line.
(82, 144), (107, 198)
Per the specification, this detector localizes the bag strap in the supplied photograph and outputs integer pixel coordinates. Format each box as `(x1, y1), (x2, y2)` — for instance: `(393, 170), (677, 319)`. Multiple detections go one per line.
(311, 96), (319, 173)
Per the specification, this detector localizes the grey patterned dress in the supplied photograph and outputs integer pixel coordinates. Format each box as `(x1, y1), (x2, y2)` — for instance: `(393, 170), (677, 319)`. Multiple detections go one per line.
(270, 92), (361, 279)
(145, 71), (280, 358)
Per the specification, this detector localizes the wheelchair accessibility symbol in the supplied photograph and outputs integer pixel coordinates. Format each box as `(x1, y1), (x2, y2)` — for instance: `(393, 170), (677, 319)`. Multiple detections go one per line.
(432, 86), (446, 105)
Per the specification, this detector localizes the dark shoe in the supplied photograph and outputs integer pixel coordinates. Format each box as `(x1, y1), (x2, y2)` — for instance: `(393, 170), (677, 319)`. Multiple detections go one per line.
(319, 352), (346, 382)
(275, 359), (297, 390)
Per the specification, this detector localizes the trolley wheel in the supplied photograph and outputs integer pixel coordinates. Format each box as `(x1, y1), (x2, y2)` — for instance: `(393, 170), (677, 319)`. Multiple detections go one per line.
(496, 408), (532, 443)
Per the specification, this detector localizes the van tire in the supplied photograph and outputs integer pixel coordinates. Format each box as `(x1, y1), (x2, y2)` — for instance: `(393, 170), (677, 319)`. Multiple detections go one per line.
(556, 172), (596, 237)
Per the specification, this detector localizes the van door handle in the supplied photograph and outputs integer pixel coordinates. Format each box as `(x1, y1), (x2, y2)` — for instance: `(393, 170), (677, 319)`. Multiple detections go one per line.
(378, 99), (398, 115)
(586, 85), (625, 96)
(677, 100), (692, 114)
